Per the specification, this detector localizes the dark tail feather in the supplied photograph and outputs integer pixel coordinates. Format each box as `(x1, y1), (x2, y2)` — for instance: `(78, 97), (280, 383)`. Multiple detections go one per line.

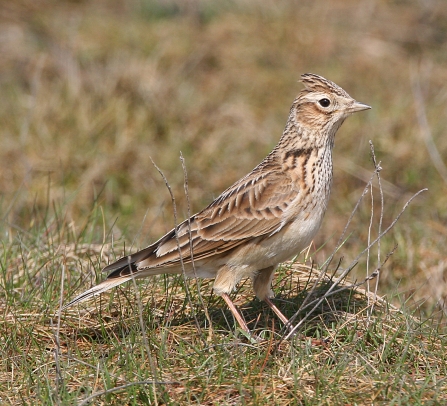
(101, 229), (177, 273)
(101, 246), (154, 273)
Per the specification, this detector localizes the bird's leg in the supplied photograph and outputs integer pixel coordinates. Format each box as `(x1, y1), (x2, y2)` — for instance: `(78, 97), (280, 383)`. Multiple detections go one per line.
(264, 297), (288, 324)
(264, 297), (294, 333)
(221, 293), (250, 334)
(253, 266), (294, 332)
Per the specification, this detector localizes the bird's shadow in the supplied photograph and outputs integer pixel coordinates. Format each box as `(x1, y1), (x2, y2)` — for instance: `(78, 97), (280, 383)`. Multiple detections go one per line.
(65, 274), (376, 344)
(195, 280), (370, 336)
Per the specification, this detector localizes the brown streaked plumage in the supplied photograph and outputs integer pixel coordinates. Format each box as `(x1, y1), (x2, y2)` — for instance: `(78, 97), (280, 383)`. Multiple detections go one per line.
(65, 73), (370, 334)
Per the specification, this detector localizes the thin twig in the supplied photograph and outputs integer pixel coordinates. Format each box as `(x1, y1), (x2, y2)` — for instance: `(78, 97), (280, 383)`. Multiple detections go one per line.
(369, 141), (384, 318)
(298, 245), (396, 317)
(51, 262), (66, 405)
(338, 160), (402, 199)
(283, 244), (397, 341)
(282, 258), (343, 333)
(127, 255), (159, 406)
(348, 188), (426, 270)
(150, 158), (203, 337)
(322, 167), (380, 272)
(283, 188), (426, 341)
(180, 153), (214, 340)
(366, 161), (375, 297)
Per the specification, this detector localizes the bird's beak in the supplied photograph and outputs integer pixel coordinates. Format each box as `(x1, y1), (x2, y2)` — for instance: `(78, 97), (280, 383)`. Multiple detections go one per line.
(348, 101), (371, 113)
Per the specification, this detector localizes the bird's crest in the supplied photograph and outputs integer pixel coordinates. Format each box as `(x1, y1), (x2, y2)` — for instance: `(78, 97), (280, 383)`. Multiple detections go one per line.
(300, 73), (350, 98)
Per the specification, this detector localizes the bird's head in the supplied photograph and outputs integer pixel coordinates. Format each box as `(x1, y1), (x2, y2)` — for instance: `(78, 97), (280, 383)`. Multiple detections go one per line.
(290, 73), (370, 140)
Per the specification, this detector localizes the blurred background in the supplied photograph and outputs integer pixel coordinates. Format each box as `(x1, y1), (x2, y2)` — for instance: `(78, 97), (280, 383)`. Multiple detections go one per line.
(1, 0), (446, 312)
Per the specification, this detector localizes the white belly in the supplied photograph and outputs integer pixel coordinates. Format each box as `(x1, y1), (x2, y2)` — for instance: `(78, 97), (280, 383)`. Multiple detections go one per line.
(222, 203), (326, 272)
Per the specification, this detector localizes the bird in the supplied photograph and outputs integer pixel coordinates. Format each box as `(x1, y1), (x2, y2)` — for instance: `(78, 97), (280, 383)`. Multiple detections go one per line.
(65, 73), (370, 334)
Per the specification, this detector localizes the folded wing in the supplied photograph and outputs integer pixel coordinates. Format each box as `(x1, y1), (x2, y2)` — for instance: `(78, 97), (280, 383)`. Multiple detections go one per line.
(104, 166), (301, 277)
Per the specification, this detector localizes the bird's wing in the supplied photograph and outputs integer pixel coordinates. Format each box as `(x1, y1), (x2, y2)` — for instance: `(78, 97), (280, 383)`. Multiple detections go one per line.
(103, 167), (301, 273)
(66, 165), (301, 308)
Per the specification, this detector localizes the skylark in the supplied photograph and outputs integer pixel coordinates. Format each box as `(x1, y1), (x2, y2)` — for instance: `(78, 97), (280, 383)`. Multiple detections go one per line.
(65, 73), (370, 334)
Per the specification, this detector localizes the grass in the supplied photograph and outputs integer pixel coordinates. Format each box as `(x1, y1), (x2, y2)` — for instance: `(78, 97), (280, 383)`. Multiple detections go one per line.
(2, 203), (447, 404)
(1, 0), (447, 404)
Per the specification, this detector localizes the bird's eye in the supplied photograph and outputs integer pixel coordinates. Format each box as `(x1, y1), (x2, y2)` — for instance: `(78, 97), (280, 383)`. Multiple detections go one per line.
(318, 98), (331, 107)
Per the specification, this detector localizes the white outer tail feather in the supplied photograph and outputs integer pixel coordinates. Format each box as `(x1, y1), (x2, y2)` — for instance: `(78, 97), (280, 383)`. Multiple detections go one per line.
(63, 276), (133, 309)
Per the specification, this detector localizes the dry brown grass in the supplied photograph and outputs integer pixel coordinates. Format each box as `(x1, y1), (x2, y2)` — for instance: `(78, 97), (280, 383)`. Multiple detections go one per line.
(1, 0), (447, 404)
(2, 229), (446, 404)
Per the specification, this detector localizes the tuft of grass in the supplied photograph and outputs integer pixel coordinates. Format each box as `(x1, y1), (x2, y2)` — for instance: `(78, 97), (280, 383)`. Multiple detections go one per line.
(1, 183), (447, 404)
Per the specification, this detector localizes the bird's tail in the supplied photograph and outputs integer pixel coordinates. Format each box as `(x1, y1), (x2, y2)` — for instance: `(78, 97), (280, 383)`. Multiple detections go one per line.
(63, 274), (134, 309)
(63, 230), (184, 309)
